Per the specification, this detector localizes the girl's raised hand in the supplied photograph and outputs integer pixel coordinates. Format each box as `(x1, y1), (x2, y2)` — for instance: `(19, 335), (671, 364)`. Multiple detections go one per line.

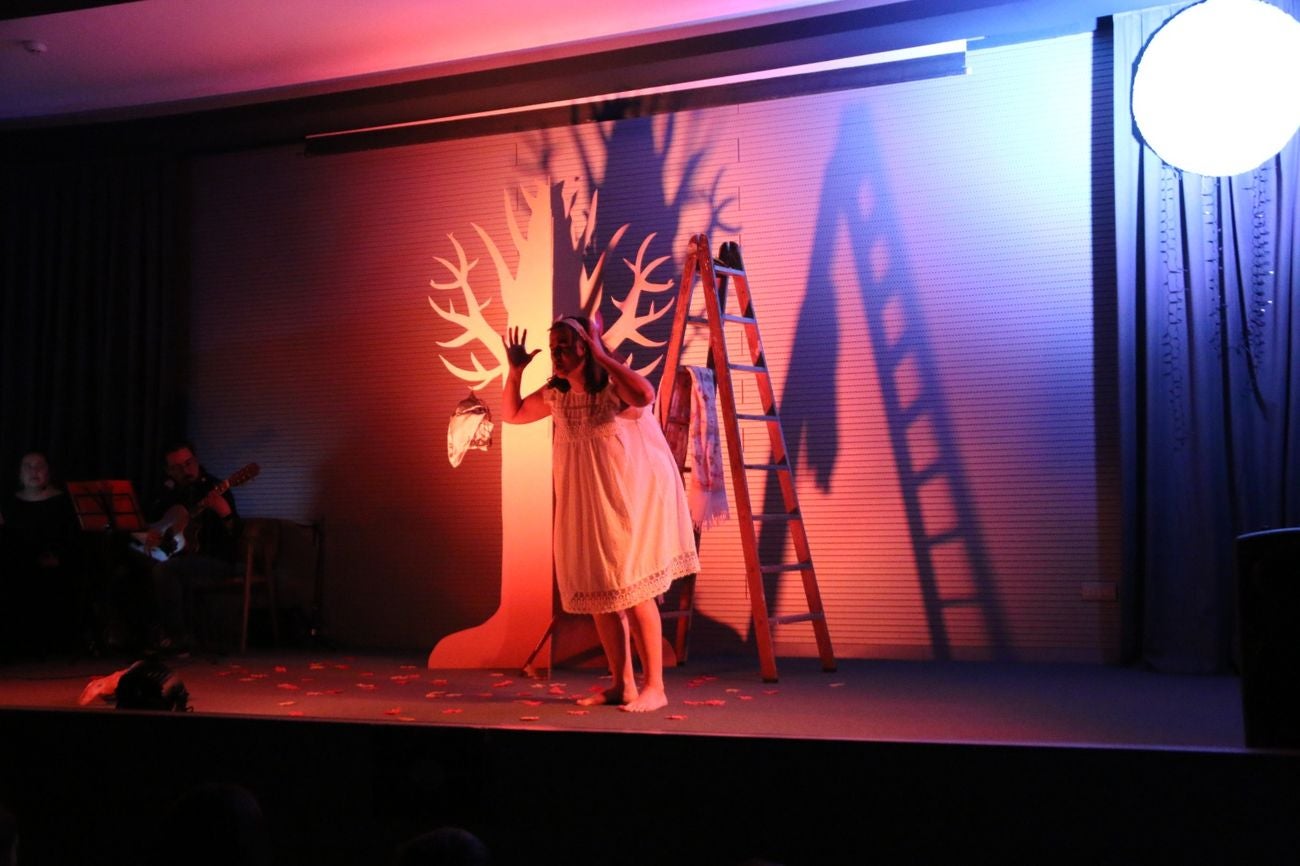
(503, 326), (540, 370)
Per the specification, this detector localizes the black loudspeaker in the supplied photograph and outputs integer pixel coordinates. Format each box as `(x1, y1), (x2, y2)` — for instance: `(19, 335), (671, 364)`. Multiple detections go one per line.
(1237, 528), (1300, 749)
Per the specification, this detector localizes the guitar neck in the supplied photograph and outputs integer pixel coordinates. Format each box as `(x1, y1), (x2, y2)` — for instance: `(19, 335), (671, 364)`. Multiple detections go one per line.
(187, 464), (258, 518)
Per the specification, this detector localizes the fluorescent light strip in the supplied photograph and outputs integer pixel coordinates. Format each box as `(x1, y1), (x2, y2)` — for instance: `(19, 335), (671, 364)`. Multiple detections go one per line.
(307, 40), (966, 142)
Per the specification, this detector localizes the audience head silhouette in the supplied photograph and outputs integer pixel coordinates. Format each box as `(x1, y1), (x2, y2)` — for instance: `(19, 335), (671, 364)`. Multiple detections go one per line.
(393, 826), (491, 866)
(154, 783), (271, 866)
(0, 803), (16, 866)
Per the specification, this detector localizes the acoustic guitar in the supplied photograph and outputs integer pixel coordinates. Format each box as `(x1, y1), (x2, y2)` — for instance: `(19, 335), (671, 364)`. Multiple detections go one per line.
(131, 463), (260, 562)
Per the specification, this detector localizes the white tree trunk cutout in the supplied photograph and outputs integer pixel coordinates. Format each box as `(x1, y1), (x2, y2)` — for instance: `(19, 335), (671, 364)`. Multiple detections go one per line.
(426, 180), (674, 668)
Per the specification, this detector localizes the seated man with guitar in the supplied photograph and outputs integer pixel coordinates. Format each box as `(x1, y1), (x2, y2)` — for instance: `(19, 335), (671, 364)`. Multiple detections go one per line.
(138, 441), (256, 652)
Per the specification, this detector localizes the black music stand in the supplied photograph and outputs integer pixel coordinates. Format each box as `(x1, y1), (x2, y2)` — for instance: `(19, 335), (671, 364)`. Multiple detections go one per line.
(66, 480), (148, 533)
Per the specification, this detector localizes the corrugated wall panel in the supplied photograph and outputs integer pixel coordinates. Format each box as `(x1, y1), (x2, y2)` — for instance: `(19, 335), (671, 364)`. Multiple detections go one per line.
(190, 32), (1119, 660)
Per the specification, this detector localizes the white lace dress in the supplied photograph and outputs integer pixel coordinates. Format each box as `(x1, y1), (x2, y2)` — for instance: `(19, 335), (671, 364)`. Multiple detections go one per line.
(546, 384), (700, 614)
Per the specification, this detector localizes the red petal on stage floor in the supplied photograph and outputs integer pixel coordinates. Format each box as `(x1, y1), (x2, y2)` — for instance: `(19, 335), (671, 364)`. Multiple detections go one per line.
(566, 710), (589, 715)
(666, 715), (687, 721)
(278, 701), (296, 706)
(491, 680), (514, 688)
(277, 683), (300, 690)
(288, 711), (304, 717)
(518, 700), (542, 706)
(356, 683), (377, 690)
(519, 716), (540, 721)
(274, 666), (287, 673)
(384, 707), (402, 715)
(441, 708), (463, 714)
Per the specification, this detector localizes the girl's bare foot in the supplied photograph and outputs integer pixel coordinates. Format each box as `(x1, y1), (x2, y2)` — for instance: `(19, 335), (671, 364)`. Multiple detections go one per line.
(621, 685), (667, 713)
(577, 685), (637, 707)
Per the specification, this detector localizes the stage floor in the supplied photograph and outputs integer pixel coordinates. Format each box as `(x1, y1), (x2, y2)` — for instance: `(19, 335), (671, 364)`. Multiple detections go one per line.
(0, 649), (1246, 750)
(5, 651), (1296, 866)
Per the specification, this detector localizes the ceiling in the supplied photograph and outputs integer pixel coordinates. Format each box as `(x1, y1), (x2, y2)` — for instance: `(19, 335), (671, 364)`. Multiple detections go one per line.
(0, 0), (901, 125)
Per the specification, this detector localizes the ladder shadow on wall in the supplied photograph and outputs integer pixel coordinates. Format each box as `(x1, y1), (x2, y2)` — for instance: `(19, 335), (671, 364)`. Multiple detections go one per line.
(758, 104), (1010, 661)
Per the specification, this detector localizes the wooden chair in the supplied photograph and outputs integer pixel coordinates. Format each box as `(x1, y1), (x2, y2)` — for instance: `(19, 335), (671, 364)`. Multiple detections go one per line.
(235, 518), (281, 652)
(195, 517), (282, 653)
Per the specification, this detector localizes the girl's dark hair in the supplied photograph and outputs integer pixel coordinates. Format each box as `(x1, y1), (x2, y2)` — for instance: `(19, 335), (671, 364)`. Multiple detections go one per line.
(549, 316), (609, 395)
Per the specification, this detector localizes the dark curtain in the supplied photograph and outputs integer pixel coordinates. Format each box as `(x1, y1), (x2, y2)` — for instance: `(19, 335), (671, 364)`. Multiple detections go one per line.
(0, 154), (190, 498)
(1115, 2), (1300, 672)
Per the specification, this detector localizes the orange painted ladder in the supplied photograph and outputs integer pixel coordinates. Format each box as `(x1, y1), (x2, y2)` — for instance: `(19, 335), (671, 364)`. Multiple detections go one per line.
(657, 234), (836, 682)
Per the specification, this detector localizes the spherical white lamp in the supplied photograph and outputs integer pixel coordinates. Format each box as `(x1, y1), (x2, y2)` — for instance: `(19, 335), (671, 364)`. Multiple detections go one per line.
(1132, 0), (1300, 176)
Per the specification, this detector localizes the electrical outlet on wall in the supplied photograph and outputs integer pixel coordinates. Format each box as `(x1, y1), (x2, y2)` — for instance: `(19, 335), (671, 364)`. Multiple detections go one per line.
(1080, 581), (1118, 602)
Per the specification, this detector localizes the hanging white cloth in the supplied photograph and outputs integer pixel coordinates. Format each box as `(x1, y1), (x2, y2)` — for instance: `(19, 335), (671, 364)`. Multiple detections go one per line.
(446, 391), (494, 467)
(685, 366), (730, 530)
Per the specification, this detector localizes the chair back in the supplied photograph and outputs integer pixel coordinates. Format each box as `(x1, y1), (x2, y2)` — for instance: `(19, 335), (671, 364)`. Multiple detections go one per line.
(239, 518), (282, 575)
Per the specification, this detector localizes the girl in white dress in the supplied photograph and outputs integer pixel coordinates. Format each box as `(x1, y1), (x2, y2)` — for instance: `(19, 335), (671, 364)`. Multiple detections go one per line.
(502, 315), (699, 712)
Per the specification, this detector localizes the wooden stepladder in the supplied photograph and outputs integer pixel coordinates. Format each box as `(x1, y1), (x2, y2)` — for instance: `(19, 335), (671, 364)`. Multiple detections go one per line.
(657, 234), (835, 682)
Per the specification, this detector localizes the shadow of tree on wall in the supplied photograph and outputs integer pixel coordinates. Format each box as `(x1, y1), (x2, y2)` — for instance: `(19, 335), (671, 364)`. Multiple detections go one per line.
(758, 103), (1009, 660)
(528, 113), (748, 654)
(532, 114), (738, 369)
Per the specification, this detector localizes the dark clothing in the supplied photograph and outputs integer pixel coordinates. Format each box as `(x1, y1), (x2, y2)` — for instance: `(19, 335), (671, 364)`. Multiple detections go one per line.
(0, 491), (86, 657)
(2, 491), (80, 569)
(143, 465), (243, 646)
(147, 467), (242, 564)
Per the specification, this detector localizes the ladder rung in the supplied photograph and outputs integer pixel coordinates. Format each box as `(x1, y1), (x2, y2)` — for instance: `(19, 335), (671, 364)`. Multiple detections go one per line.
(769, 612), (824, 626)
(713, 264), (745, 277)
(728, 363), (768, 374)
(684, 312), (757, 326)
(744, 462), (789, 472)
(759, 562), (813, 574)
(911, 462), (944, 485)
(736, 413), (779, 422)
(898, 402), (931, 427)
(926, 528), (963, 546)
(659, 609), (693, 620)
(753, 512), (801, 521)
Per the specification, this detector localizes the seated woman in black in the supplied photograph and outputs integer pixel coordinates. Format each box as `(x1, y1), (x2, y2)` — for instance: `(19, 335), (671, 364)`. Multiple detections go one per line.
(0, 451), (84, 658)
